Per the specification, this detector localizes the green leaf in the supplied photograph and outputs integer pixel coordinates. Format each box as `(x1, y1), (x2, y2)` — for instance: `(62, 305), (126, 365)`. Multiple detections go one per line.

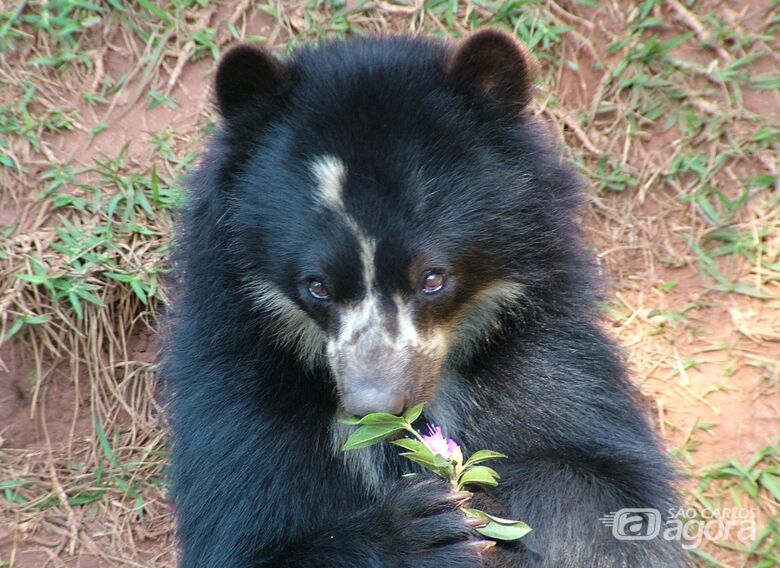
(113, 476), (140, 499)
(751, 74), (780, 90)
(339, 412), (407, 427)
(391, 438), (431, 454)
(68, 490), (106, 506)
(476, 520), (533, 541)
(759, 473), (780, 502)
(404, 402), (425, 423)
(23, 315), (51, 325)
(150, 164), (160, 204)
(3, 315), (52, 342)
(463, 450), (507, 469)
(402, 454), (452, 477)
(463, 509), (518, 525)
(16, 273), (49, 285)
(341, 423), (405, 451)
(94, 415), (117, 468)
(392, 438), (452, 474)
(130, 279), (148, 305)
(135, 187), (154, 218)
(357, 413), (407, 426)
(105, 272), (131, 283)
(463, 509), (532, 541)
(74, 287), (103, 307)
(68, 291), (83, 319)
(3, 318), (24, 342)
(0, 480), (30, 490)
(459, 466), (500, 488)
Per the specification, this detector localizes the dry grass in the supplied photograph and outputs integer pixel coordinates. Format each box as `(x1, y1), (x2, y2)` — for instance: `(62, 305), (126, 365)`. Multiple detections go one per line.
(1, 1), (778, 567)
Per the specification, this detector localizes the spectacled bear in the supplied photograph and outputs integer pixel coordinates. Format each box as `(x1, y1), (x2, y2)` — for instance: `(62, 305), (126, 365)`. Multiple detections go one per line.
(163, 30), (690, 567)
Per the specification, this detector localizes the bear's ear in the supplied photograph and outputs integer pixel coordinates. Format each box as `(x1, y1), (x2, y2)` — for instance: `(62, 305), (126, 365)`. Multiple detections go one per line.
(446, 29), (537, 112)
(215, 44), (290, 119)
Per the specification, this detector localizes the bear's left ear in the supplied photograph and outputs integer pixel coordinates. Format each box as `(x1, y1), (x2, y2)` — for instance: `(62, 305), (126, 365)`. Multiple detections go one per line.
(446, 29), (537, 112)
(215, 44), (291, 120)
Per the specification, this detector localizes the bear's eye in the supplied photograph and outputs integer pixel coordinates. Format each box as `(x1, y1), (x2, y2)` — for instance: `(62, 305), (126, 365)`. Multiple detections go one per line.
(421, 271), (446, 294)
(307, 279), (330, 300)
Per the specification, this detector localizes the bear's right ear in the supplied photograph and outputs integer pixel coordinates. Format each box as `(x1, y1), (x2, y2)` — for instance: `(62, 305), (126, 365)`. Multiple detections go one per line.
(446, 29), (537, 113)
(215, 45), (290, 120)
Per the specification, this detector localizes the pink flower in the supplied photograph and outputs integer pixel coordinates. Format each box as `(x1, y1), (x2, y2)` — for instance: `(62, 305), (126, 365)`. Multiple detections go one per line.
(421, 425), (462, 463)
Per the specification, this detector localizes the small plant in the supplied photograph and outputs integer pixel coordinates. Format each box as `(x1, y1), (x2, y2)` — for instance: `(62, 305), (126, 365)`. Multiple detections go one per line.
(341, 404), (531, 542)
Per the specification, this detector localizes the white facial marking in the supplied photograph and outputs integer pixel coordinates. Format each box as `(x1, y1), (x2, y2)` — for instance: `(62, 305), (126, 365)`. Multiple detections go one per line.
(329, 293), (393, 376)
(327, 293), (449, 381)
(311, 155), (346, 211)
(337, 294), (380, 345)
(395, 295), (418, 345)
(242, 277), (327, 368)
(329, 295), (387, 397)
(310, 155), (376, 290)
(357, 235), (376, 290)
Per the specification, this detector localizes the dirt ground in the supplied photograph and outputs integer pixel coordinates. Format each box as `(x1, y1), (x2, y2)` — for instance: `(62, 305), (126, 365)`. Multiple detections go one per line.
(1, 1), (779, 567)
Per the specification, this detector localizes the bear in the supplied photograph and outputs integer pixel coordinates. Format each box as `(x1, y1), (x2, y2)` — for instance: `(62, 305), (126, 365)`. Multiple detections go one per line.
(163, 30), (690, 567)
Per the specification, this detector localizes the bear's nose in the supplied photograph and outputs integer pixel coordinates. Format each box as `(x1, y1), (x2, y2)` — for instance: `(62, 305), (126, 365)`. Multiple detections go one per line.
(342, 387), (405, 417)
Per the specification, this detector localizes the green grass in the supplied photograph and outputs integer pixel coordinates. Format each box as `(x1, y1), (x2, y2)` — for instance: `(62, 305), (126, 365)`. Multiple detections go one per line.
(688, 444), (780, 566)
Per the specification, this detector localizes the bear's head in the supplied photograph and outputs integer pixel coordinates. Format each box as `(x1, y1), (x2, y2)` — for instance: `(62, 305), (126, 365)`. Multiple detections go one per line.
(211, 30), (581, 417)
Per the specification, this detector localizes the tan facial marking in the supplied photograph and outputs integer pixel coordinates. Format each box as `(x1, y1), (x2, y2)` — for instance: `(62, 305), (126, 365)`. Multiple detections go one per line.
(447, 279), (525, 362)
(242, 277), (327, 368)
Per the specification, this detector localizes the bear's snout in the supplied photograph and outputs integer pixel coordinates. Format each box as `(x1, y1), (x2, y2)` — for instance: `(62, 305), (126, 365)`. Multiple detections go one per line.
(341, 384), (405, 416)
